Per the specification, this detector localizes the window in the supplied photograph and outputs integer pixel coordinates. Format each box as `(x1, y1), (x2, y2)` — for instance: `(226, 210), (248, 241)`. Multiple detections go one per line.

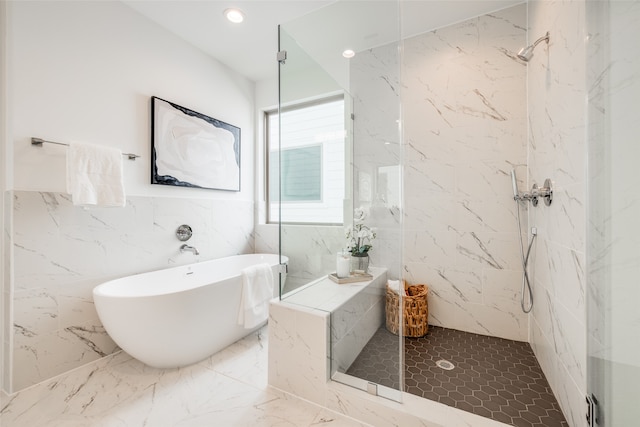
(266, 96), (345, 224)
(271, 145), (322, 202)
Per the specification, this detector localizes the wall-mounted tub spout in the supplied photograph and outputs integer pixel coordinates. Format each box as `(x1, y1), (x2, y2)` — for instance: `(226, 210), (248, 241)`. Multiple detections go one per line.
(180, 244), (199, 255)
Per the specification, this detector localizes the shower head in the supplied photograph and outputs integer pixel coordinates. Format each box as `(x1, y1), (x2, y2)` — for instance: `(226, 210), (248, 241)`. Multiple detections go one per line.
(517, 46), (535, 62)
(517, 32), (550, 62)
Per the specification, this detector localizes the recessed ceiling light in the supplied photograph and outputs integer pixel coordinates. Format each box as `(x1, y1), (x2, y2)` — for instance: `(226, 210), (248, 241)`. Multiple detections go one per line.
(224, 8), (245, 24)
(342, 49), (355, 59)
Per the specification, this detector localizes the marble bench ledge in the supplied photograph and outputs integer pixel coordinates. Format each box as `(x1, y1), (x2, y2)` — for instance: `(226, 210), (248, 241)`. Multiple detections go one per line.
(268, 267), (388, 408)
(279, 267), (388, 313)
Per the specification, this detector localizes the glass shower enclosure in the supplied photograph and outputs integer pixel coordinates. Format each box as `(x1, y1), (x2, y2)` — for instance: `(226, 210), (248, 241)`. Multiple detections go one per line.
(275, 1), (404, 400)
(586, 1), (640, 425)
(272, 0), (640, 424)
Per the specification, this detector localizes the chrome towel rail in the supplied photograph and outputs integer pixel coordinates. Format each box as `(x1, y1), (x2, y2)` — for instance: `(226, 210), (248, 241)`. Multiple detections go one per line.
(31, 137), (140, 160)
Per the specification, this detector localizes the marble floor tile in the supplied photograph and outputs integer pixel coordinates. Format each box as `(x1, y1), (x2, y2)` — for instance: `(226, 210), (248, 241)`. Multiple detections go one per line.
(0, 326), (368, 427)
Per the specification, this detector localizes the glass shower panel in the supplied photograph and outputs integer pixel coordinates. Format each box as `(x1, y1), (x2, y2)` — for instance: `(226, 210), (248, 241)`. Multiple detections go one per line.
(338, 3), (403, 399)
(587, 1), (640, 426)
(277, 0), (403, 401)
(276, 26), (348, 296)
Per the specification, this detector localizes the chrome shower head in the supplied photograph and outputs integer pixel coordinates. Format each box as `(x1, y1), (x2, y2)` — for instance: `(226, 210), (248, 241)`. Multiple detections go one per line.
(517, 45), (535, 62)
(518, 32), (550, 62)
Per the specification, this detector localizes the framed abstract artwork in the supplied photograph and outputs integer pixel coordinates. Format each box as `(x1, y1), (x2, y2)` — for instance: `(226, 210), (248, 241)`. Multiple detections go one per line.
(151, 96), (241, 191)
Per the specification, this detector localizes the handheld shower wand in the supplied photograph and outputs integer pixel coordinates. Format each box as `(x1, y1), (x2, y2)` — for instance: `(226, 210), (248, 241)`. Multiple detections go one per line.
(511, 169), (519, 200)
(511, 169), (535, 313)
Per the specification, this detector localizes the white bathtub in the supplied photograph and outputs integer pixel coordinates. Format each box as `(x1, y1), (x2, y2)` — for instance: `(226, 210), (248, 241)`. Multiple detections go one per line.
(93, 253), (287, 368)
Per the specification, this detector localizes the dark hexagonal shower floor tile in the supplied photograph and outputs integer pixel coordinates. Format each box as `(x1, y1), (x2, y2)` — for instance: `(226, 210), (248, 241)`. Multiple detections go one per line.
(346, 326), (568, 427)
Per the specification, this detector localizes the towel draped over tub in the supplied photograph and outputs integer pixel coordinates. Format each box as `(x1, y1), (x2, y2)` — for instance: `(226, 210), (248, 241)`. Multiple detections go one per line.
(237, 263), (274, 329)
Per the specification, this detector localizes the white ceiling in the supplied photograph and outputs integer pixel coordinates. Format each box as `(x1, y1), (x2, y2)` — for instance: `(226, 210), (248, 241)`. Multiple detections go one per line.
(123, 0), (523, 84)
(122, 0), (333, 83)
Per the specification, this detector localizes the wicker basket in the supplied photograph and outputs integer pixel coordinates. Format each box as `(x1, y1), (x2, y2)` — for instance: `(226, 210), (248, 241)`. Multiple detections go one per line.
(385, 283), (429, 337)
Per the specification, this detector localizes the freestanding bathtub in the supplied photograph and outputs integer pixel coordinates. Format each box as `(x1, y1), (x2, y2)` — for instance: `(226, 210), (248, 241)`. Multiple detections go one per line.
(93, 253), (287, 368)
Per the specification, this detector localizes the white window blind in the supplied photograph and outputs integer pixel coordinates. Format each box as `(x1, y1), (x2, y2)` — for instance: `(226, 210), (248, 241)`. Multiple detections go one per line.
(267, 97), (345, 224)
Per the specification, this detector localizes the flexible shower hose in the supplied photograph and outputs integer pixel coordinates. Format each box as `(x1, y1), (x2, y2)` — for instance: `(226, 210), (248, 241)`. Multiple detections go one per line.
(515, 200), (535, 313)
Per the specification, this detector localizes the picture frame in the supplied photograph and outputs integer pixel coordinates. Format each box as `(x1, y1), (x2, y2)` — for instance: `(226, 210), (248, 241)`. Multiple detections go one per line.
(151, 96), (241, 191)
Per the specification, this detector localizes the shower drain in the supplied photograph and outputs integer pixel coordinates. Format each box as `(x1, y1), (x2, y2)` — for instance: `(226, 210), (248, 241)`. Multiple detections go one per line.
(435, 359), (455, 370)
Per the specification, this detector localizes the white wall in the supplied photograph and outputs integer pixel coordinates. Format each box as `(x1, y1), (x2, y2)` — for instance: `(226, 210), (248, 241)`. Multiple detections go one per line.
(528, 1), (587, 426)
(11, 0), (254, 200)
(4, 0), (256, 392)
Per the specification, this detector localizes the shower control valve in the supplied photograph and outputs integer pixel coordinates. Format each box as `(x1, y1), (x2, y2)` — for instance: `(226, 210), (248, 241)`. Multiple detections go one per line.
(529, 179), (553, 207)
(176, 224), (193, 241)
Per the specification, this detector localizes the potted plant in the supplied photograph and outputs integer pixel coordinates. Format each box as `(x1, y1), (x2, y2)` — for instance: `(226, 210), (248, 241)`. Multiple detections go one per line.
(345, 207), (376, 273)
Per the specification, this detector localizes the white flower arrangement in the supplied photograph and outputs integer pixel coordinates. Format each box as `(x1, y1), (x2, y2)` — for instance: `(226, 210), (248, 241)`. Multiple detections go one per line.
(346, 207), (376, 255)
(353, 206), (367, 223)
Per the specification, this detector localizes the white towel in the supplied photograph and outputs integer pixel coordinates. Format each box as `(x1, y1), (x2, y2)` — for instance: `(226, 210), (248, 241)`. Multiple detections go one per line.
(387, 279), (402, 295)
(238, 263), (274, 329)
(66, 142), (126, 207)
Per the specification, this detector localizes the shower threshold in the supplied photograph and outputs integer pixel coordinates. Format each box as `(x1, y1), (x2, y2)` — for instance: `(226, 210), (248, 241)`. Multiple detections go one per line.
(346, 326), (568, 427)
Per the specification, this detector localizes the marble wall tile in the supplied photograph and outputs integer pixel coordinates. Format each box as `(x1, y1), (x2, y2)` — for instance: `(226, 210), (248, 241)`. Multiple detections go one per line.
(349, 23), (403, 287)
(404, 159), (455, 196)
(254, 224), (279, 255)
(13, 318), (119, 390)
(9, 190), (255, 391)
(547, 241), (585, 321)
(553, 302), (586, 391)
(350, 4), (527, 340)
(455, 231), (521, 272)
(403, 230), (456, 268)
(528, 1), (588, 425)
(530, 317), (557, 391)
(404, 261), (482, 307)
(280, 225), (345, 283)
(330, 289), (384, 344)
(403, 192), (456, 233)
(531, 274), (555, 341)
(331, 299), (385, 373)
(13, 288), (58, 337)
(482, 269), (523, 304)
(257, 223), (348, 293)
(2, 191), (13, 392)
(268, 302), (330, 405)
(367, 226), (401, 280)
(553, 360), (586, 427)
(465, 301), (528, 341)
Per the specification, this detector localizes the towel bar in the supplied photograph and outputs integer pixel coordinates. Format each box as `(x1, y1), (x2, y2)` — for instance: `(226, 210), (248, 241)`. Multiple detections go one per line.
(31, 137), (140, 160)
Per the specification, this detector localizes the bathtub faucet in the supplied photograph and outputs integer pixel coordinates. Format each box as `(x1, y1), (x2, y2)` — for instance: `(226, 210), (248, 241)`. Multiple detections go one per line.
(180, 244), (199, 255)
